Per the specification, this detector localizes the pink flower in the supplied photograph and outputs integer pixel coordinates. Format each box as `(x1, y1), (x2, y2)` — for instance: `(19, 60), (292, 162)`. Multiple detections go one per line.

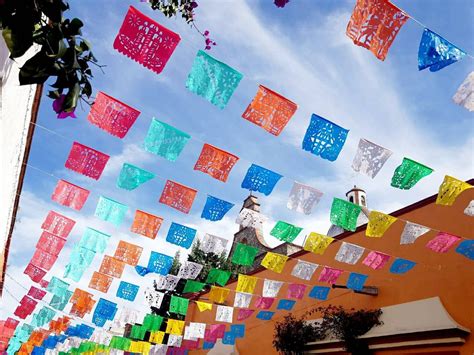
(53, 94), (77, 119)
(274, 0), (290, 8)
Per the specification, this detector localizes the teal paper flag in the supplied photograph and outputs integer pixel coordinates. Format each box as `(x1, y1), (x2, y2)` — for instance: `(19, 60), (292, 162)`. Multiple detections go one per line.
(95, 196), (128, 226)
(78, 227), (110, 253)
(143, 118), (190, 162)
(117, 163), (155, 190)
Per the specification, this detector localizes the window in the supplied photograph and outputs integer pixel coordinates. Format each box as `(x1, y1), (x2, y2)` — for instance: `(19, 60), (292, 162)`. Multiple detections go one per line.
(361, 196), (366, 206)
(349, 196), (354, 203)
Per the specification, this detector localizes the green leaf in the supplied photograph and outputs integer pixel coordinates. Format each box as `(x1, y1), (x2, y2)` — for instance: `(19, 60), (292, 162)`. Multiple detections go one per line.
(82, 81), (92, 98)
(68, 18), (84, 36)
(2, 28), (33, 58)
(63, 83), (80, 111)
(19, 50), (55, 85)
(47, 90), (61, 99)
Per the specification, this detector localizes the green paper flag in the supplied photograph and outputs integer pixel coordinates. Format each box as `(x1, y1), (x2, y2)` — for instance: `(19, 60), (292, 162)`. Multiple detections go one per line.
(130, 325), (147, 340)
(330, 198), (362, 232)
(183, 280), (206, 293)
(143, 314), (164, 331)
(110, 336), (131, 351)
(170, 295), (189, 316)
(270, 221), (303, 242)
(232, 243), (259, 266)
(391, 158), (433, 190)
(117, 163), (155, 190)
(206, 268), (231, 286)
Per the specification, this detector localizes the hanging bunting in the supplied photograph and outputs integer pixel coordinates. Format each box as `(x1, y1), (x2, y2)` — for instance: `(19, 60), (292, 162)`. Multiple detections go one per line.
(14, 296), (37, 319)
(222, 332), (236, 345)
(254, 297), (275, 310)
(89, 272), (114, 293)
(145, 251), (174, 275)
(270, 221), (303, 242)
(114, 6), (180, 74)
(200, 233), (229, 255)
(302, 114), (349, 162)
(63, 246), (94, 281)
(114, 240), (143, 266)
(186, 50), (243, 109)
(291, 260), (319, 280)
(426, 232), (461, 253)
(330, 198), (362, 232)
(351, 138), (392, 178)
(201, 195), (234, 222)
(261, 252), (288, 273)
(31, 307), (56, 327)
(30, 248), (58, 271)
(309, 286), (330, 300)
(215, 306), (234, 323)
(187, 323), (206, 339)
(452, 72), (474, 111)
(362, 251), (390, 270)
(209, 286), (230, 304)
(166, 319), (185, 335)
(241, 164), (283, 195)
(455, 240), (474, 260)
(196, 301), (213, 312)
(27, 286), (47, 300)
(143, 118), (190, 161)
(143, 314), (164, 332)
(65, 142), (110, 180)
(41, 211), (76, 239)
(92, 298), (117, 327)
(177, 261), (203, 279)
(145, 288), (164, 309)
(99, 255), (126, 278)
(465, 201), (474, 216)
(131, 210), (163, 239)
(69, 288), (96, 318)
(183, 280), (205, 293)
(167, 334), (183, 347)
(303, 232), (334, 255)
(117, 163), (155, 190)
(335, 242), (365, 264)
(287, 283), (307, 300)
(36, 231), (67, 256)
(231, 324), (246, 338)
(389, 258), (416, 274)
(232, 243), (259, 266)
(51, 180), (90, 210)
(169, 296), (189, 316)
(391, 158), (433, 190)
(208, 324), (226, 340)
(234, 292), (252, 308)
(159, 180), (197, 214)
(166, 222), (197, 249)
(418, 28), (466, 72)
(287, 182), (323, 215)
(236, 208), (268, 231)
(206, 268), (231, 286)
(242, 85), (298, 136)
(24, 262), (46, 282)
(194, 143), (239, 182)
(94, 196), (128, 227)
(237, 309), (254, 321)
(46, 276), (69, 295)
(347, 273), (368, 291)
(436, 175), (472, 206)
(116, 281), (140, 301)
(277, 299), (296, 311)
(318, 266), (344, 284)
(366, 211), (397, 238)
(346, 0), (409, 60)
(400, 222), (430, 245)
(262, 279), (284, 298)
(78, 227), (111, 253)
(203, 342), (216, 350)
(256, 311), (274, 321)
(236, 274), (258, 294)
(156, 275), (180, 290)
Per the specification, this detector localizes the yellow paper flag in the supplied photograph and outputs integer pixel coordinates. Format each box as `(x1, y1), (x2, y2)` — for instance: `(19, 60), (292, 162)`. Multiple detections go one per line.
(149, 331), (165, 344)
(208, 286), (230, 304)
(236, 274), (258, 294)
(129, 341), (151, 355)
(366, 211), (397, 238)
(261, 252), (288, 273)
(303, 233), (334, 254)
(166, 319), (185, 335)
(436, 175), (472, 206)
(196, 301), (213, 312)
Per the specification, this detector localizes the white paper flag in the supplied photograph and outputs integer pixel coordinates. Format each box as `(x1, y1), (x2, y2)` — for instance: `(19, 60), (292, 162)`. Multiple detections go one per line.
(262, 279), (284, 298)
(187, 322), (206, 339)
(400, 222), (430, 245)
(287, 182), (323, 215)
(352, 138), (393, 178)
(156, 275), (180, 291)
(236, 208), (267, 230)
(149, 345), (168, 355)
(184, 326), (198, 340)
(291, 260), (319, 280)
(216, 305), (234, 323)
(145, 288), (165, 308)
(335, 242), (365, 264)
(112, 307), (140, 328)
(464, 200), (474, 216)
(453, 72), (474, 112)
(177, 261), (203, 280)
(234, 292), (252, 308)
(90, 329), (113, 345)
(167, 334), (183, 347)
(200, 233), (229, 255)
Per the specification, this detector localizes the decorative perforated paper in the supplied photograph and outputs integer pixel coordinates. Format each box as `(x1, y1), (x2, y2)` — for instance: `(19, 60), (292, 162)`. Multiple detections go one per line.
(177, 261), (203, 279)
(287, 182), (323, 215)
(28, 286), (47, 300)
(114, 240), (143, 266)
(69, 288), (96, 318)
(391, 158), (433, 190)
(330, 198), (362, 232)
(362, 251), (390, 270)
(303, 232), (334, 255)
(51, 180), (90, 210)
(183, 280), (205, 293)
(196, 301), (213, 312)
(201, 195), (234, 222)
(46, 277), (70, 296)
(143, 118), (190, 161)
(426, 232), (461, 253)
(287, 283), (307, 300)
(207, 324), (226, 340)
(352, 139), (392, 178)
(335, 242), (365, 264)
(277, 299), (296, 311)
(242, 85), (297, 136)
(155, 275), (180, 291)
(291, 260), (319, 280)
(453, 72), (474, 111)
(309, 286), (330, 300)
(318, 266), (343, 284)
(169, 296), (189, 316)
(235, 208), (267, 231)
(390, 258), (416, 274)
(94, 196), (128, 227)
(206, 268), (231, 286)
(63, 247), (96, 282)
(455, 240), (474, 260)
(465, 201), (474, 216)
(236, 274), (258, 294)
(159, 180), (197, 214)
(89, 272), (113, 293)
(31, 307), (56, 328)
(241, 164), (282, 195)
(270, 220), (303, 242)
(346, 0), (408, 60)
(366, 211), (397, 238)
(254, 297), (275, 310)
(234, 292), (252, 308)
(65, 142), (109, 180)
(209, 286), (230, 304)
(347, 273), (368, 291)
(261, 252), (288, 273)
(200, 233), (229, 255)
(49, 290), (72, 311)
(418, 28), (466, 72)
(31, 248), (58, 271)
(194, 144), (239, 182)
(187, 323), (206, 339)
(41, 211), (76, 239)
(262, 279), (284, 298)
(92, 298), (117, 327)
(256, 311), (274, 321)
(114, 6), (180, 74)
(145, 289), (165, 310)
(116, 281), (139, 301)
(14, 296), (37, 319)
(436, 175), (472, 206)
(237, 308), (254, 321)
(400, 222), (430, 245)
(117, 163), (155, 190)
(36, 231), (67, 256)
(302, 114), (349, 162)
(232, 243), (259, 266)
(215, 306), (234, 323)
(131, 210), (163, 239)
(166, 222), (197, 249)
(78, 227), (111, 253)
(24, 262), (46, 282)
(186, 50), (243, 109)
(99, 256), (126, 278)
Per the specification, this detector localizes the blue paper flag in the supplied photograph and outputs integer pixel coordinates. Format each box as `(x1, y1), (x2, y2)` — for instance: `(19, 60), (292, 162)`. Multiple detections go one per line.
(308, 286), (330, 300)
(94, 196), (128, 227)
(418, 28), (466, 72)
(230, 324), (246, 338)
(241, 164), (282, 196)
(302, 114), (349, 162)
(277, 299), (296, 311)
(117, 281), (140, 301)
(222, 331), (236, 345)
(201, 195), (234, 221)
(92, 298), (118, 327)
(43, 335), (60, 349)
(347, 273), (368, 291)
(256, 311), (275, 320)
(166, 222), (197, 249)
(203, 342), (215, 350)
(65, 324), (94, 339)
(147, 251), (174, 275)
(135, 265), (150, 276)
(117, 163), (155, 190)
(32, 346), (46, 355)
(390, 258), (416, 274)
(455, 240), (474, 260)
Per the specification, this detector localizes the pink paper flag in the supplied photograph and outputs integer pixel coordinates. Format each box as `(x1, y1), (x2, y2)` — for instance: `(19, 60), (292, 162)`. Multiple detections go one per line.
(41, 211), (76, 239)
(36, 231), (67, 256)
(362, 251), (390, 270)
(51, 179), (90, 210)
(27, 286), (47, 300)
(65, 142), (110, 180)
(31, 248), (58, 271)
(254, 296), (275, 310)
(426, 232), (461, 253)
(318, 266), (343, 284)
(237, 308), (254, 321)
(24, 263), (47, 283)
(287, 283), (307, 300)
(209, 324), (226, 339)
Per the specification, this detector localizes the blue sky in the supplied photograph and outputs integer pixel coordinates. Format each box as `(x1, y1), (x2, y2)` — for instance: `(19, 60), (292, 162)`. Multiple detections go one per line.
(2, 0), (473, 323)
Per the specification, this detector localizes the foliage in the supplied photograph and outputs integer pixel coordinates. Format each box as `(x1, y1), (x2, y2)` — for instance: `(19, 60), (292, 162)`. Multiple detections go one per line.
(273, 313), (319, 355)
(169, 250), (182, 276)
(0, 0), (101, 115)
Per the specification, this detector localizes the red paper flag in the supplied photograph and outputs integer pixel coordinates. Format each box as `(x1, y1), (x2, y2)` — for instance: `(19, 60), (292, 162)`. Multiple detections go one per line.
(36, 231), (67, 256)
(159, 180), (197, 214)
(41, 211), (76, 238)
(99, 255), (126, 278)
(89, 271), (114, 293)
(65, 142), (110, 180)
(113, 6), (181, 74)
(114, 240), (143, 266)
(131, 210), (163, 239)
(346, 0), (409, 61)
(24, 263), (47, 283)
(27, 286), (47, 300)
(4, 318), (19, 330)
(31, 248), (58, 271)
(14, 296), (37, 319)
(194, 144), (239, 182)
(87, 91), (141, 138)
(242, 85), (298, 136)
(51, 179), (90, 210)
(39, 279), (49, 288)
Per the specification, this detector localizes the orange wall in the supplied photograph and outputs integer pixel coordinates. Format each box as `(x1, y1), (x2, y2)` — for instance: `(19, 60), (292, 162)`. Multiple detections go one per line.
(186, 188), (474, 355)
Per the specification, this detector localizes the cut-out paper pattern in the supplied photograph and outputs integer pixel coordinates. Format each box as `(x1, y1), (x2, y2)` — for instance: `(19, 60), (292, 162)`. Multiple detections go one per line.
(231, 324), (246, 338)
(302, 114), (349, 161)
(31, 307), (56, 328)
(303, 232), (334, 255)
(291, 260), (319, 280)
(206, 268), (231, 286)
(99, 256), (126, 278)
(36, 231), (66, 256)
(262, 279), (284, 298)
(465, 201), (474, 217)
(277, 299), (296, 311)
(94, 196), (128, 227)
(347, 273), (368, 291)
(390, 258), (416, 274)
(194, 143), (239, 182)
(391, 158), (433, 190)
(352, 138), (392, 178)
(270, 221), (303, 242)
(222, 331), (236, 345)
(187, 323), (206, 339)
(177, 261), (203, 279)
(234, 292), (252, 308)
(237, 309), (254, 321)
(261, 252), (288, 273)
(131, 210), (163, 239)
(242, 85), (298, 136)
(241, 164), (283, 195)
(166, 222), (197, 249)
(70, 288), (96, 318)
(169, 296), (189, 316)
(200, 233), (229, 255)
(254, 296), (275, 310)
(92, 298), (117, 327)
(117, 163), (154, 190)
(147, 252), (174, 275)
(287, 283), (307, 300)
(28, 286), (47, 300)
(145, 289), (164, 309)
(216, 305), (234, 323)
(400, 222), (430, 245)
(114, 240), (143, 266)
(232, 243), (259, 266)
(346, 0), (409, 60)
(31, 249), (58, 271)
(426, 232), (461, 253)
(114, 6), (180, 74)
(63, 246), (96, 281)
(287, 182), (323, 215)
(236, 207), (268, 231)
(208, 324), (225, 340)
(89, 272), (113, 293)
(453, 71), (474, 111)
(24, 262), (46, 282)
(418, 28), (466, 72)
(51, 180), (90, 210)
(436, 175), (472, 206)
(366, 211), (397, 238)
(41, 211), (76, 239)
(159, 180), (197, 214)
(455, 240), (474, 260)
(335, 242), (365, 264)
(362, 251), (390, 270)
(116, 281), (139, 301)
(209, 286), (230, 304)
(318, 266), (344, 284)
(183, 280), (205, 293)
(330, 198), (362, 232)
(196, 301), (213, 312)
(201, 195), (234, 222)
(256, 311), (274, 321)
(168, 334), (183, 346)
(309, 286), (330, 300)
(186, 50), (243, 109)
(14, 296), (37, 319)
(236, 274), (258, 294)
(46, 277), (69, 296)
(78, 227), (110, 253)
(143, 118), (190, 161)
(155, 275), (180, 291)
(65, 142), (109, 180)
